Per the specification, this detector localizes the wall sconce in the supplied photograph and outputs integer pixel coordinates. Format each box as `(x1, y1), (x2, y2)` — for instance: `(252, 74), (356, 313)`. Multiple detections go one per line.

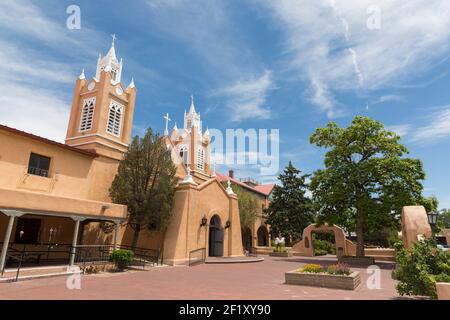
(225, 220), (231, 229)
(200, 216), (208, 227)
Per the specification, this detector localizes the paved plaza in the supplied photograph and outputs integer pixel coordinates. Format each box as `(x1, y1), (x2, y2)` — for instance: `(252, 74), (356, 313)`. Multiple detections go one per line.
(0, 255), (419, 300)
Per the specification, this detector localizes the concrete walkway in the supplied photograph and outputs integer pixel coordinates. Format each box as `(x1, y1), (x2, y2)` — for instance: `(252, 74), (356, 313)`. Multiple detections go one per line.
(0, 256), (415, 300)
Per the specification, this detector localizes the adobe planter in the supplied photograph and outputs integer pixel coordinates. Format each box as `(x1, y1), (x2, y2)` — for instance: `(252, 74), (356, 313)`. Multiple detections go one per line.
(436, 282), (450, 300)
(285, 270), (361, 290)
(269, 252), (293, 257)
(338, 256), (375, 266)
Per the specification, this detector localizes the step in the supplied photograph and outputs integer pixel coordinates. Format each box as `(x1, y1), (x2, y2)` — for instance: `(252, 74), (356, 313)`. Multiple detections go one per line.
(0, 265), (80, 283)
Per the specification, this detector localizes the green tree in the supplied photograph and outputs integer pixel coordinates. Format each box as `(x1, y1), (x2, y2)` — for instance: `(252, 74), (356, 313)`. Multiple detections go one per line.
(109, 128), (177, 250)
(438, 209), (450, 230)
(419, 196), (439, 214)
(230, 184), (259, 230)
(310, 116), (425, 257)
(265, 162), (314, 243)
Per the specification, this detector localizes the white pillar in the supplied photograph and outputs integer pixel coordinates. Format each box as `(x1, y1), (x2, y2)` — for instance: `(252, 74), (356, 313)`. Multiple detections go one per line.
(69, 219), (81, 266)
(0, 215), (16, 273)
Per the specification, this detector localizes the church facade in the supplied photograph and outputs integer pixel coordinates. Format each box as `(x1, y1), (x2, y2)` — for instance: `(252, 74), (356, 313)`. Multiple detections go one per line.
(0, 39), (246, 270)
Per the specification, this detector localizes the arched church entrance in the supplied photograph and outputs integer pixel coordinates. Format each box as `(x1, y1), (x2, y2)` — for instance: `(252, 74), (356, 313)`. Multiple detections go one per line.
(208, 215), (224, 257)
(257, 226), (269, 246)
(242, 227), (252, 252)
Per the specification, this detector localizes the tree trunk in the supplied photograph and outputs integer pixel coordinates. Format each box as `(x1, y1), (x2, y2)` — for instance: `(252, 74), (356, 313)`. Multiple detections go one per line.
(356, 209), (365, 257)
(131, 224), (141, 252)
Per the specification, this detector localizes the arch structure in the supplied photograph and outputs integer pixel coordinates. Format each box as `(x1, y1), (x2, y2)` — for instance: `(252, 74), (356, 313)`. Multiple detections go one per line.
(292, 223), (355, 257)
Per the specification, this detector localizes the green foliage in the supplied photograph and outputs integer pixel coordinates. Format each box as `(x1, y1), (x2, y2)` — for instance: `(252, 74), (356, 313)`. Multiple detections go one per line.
(310, 116), (425, 257)
(225, 183), (259, 230)
(313, 239), (335, 256)
(298, 263), (352, 276)
(110, 249), (134, 271)
(393, 239), (450, 299)
(418, 196), (439, 214)
(273, 242), (287, 253)
(438, 208), (450, 230)
(265, 162), (314, 243)
(109, 128), (177, 249)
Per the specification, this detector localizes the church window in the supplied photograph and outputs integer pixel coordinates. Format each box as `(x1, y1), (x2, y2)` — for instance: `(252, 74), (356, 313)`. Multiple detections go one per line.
(111, 69), (117, 82)
(107, 100), (123, 137)
(79, 97), (96, 132)
(197, 147), (205, 170)
(179, 146), (188, 166)
(187, 119), (192, 129)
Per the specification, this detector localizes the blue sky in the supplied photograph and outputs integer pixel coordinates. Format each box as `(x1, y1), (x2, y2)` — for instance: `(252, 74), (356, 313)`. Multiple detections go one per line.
(1, 0), (450, 208)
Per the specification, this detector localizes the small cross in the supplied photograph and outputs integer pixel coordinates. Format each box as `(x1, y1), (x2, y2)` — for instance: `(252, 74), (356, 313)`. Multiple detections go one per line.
(191, 94), (194, 106)
(164, 113), (171, 135)
(111, 33), (117, 46)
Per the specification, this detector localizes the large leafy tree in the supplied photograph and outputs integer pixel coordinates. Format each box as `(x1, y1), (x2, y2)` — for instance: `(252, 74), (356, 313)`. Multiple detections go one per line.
(227, 184), (259, 230)
(110, 128), (177, 250)
(265, 162), (314, 243)
(310, 116), (425, 257)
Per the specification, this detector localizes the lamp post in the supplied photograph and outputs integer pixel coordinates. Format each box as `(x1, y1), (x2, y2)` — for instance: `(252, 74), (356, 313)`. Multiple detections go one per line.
(427, 211), (439, 240)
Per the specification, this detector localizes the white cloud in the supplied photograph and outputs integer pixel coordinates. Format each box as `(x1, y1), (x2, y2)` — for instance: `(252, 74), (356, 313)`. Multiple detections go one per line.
(409, 106), (450, 143)
(262, 0), (450, 116)
(375, 95), (406, 104)
(145, 0), (273, 121)
(214, 71), (273, 122)
(385, 124), (411, 137)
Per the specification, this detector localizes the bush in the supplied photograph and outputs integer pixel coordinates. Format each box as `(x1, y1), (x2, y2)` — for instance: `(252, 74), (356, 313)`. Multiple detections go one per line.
(299, 264), (323, 273)
(110, 249), (134, 271)
(273, 243), (287, 253)
(327, 263), (351, 276)
(393, 239), (450, 299)
(313, 239), (335, 256)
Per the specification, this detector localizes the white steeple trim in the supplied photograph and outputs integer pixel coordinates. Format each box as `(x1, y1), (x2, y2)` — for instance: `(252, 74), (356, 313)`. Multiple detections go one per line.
(189, 94), (196, 114)
(78, 69), (85, 80)
(226, 180), (235, 195)
(96, 35), (122, 83)
(204, 127), (210, 136)
(180, 167), (197, 185)
(127, 77), (135, 89)
(173, 122), (178, 131)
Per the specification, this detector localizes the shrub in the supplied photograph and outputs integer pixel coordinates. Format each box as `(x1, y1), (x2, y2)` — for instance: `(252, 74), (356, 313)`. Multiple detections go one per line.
(327, 263), (351, 276)
(273, 243), (287, 253)
(299, 264), (323, 273)
(313, 239), (335, 256)
(393, 239), (450, 299)
(110, 249), (134, 271)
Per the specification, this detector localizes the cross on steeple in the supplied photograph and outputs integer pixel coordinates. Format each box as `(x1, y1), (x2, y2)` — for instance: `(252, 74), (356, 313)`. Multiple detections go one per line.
(164, 113), (171, 136)
(111, 33), (117, 46)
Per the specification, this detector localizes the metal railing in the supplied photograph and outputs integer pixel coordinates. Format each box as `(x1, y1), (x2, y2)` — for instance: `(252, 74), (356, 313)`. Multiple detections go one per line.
(188, 248), (206, 267)
(27, 166), (49, 177)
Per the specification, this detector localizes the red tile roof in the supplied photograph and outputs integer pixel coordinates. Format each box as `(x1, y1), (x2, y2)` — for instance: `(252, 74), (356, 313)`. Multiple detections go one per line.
(215, 172), (275, 197)
(0, 124), (98, 157)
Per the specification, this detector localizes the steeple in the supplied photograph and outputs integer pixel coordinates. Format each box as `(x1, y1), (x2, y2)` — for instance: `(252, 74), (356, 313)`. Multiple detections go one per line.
(95, 34), (123, 84)
(184, 95), (202, 132)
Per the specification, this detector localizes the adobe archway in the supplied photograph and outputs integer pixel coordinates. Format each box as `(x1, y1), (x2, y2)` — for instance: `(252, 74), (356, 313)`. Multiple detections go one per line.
(292, 223), (352, 257)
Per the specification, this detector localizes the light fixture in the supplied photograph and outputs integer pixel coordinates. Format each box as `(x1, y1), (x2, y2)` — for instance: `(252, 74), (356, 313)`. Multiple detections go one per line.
(225, 220), (231, 229)
(200, 216), (208, 227)
(427, 211), (439, 239)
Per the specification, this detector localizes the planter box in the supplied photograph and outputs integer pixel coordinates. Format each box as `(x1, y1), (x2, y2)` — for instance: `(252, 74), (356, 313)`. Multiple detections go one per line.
(338, 256), (375, 266)
(436, 282), (450, 300)
(269, 252), (293, 257)
(285, 270), (361, 290)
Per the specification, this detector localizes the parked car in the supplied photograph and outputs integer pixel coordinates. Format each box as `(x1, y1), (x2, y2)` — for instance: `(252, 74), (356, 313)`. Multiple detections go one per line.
(437, 244), (449, 252)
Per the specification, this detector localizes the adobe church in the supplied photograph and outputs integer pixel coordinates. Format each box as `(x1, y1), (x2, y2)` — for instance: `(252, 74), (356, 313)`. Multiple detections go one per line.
(0, 39), (245, 269)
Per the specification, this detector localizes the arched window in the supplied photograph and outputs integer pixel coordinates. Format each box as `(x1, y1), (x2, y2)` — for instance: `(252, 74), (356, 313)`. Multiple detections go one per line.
(197, 147), (204, 170)
(79, 97), (96, 132)
(107, 100), (123, 137)
(179, 145), (189, 166)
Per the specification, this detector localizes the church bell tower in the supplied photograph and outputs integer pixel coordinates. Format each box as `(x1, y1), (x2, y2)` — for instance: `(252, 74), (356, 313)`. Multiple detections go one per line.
(65, 36), (136, 160)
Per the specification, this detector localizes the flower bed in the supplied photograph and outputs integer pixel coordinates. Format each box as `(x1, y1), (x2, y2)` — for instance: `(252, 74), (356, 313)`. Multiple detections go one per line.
(285, 263), (361, 290)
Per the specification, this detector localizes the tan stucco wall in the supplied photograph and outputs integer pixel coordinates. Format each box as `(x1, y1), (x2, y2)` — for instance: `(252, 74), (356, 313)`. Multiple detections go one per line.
(401, 206), (432, 248)
(0, 128), (127, 220)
